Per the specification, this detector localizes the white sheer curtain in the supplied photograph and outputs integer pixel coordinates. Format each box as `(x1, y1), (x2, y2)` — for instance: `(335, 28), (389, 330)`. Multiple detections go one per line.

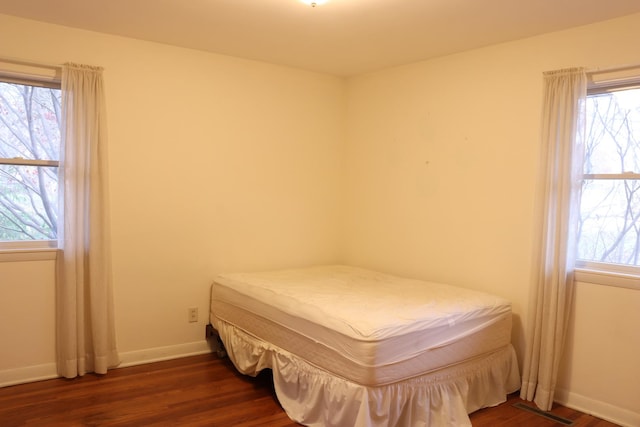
(56, 63), (119, 378)
(520, 67), (587, 410)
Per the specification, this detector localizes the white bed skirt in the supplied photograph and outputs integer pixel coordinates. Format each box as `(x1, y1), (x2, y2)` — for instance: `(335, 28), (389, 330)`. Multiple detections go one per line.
(216, 320), (521, 427)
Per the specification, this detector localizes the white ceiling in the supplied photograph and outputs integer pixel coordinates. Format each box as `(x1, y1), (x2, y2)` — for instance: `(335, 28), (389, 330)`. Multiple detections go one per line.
(1, 0), (640, 76)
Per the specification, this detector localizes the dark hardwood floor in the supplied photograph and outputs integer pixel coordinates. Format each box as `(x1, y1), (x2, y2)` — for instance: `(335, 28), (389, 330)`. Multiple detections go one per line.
(0, 353), (619, 426)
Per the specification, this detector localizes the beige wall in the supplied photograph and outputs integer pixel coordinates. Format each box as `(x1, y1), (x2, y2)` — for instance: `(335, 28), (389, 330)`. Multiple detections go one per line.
(1, 10), (639, 427)
(0, 13), (344, 379)
(0, 258), (55, 383)
(342, 13), (640, 427)
(558, 282), (640, 425)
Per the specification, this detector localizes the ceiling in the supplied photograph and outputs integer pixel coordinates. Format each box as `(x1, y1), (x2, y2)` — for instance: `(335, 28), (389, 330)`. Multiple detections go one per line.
(1, 0), (640, 76)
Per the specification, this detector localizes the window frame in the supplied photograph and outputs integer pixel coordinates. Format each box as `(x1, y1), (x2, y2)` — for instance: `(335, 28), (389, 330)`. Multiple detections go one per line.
(0, 70), (62, 253)
(575, 261), (640, 290)
(576, 75), (640, 290)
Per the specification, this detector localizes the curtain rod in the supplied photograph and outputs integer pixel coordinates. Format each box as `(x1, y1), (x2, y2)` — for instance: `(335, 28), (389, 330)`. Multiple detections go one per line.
(0, 55), (61, 71)
(587, 63), (640, 76)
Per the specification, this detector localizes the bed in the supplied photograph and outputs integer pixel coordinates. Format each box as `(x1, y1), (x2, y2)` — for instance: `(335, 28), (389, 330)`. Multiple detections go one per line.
(209, 265), (520, 426)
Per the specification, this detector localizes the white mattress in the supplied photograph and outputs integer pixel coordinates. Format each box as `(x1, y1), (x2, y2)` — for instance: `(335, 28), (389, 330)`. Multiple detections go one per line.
(210, 265), (513, 386)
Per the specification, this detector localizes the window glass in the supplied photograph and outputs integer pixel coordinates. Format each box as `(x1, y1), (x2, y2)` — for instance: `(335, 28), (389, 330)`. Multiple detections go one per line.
(584, 89), (640, 174)
(0, 80), (61, 243)
(578, 86), (640, 267)
(579, 178), (640, 265)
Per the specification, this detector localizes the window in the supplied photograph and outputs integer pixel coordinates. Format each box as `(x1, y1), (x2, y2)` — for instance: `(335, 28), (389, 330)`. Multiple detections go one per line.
(0, 76), (61, 249)
(576, 79), (640, 287)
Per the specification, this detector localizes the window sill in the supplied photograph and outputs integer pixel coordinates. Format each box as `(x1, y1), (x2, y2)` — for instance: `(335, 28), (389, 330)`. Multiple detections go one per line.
(0, 248), (58, 263)
(574, 268), (640, 291)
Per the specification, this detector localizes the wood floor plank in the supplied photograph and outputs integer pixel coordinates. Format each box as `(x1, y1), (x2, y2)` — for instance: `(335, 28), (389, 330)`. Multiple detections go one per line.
(0, 353), (620, 426)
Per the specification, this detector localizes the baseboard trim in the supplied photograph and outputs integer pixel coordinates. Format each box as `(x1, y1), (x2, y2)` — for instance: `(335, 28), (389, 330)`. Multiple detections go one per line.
(555, 388), (640, 427)
(117, 340), (214, 368)
(0, 340), (214, 388)
(0, 363), (57, 388)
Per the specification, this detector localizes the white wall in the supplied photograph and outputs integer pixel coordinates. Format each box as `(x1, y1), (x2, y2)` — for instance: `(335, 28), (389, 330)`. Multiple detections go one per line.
(0, 14), (345, 382)
(342, 13), (640, 427)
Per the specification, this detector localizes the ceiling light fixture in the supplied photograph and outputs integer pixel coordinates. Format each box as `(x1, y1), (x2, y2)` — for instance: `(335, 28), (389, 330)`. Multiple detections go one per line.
(301, 0), (327, 7)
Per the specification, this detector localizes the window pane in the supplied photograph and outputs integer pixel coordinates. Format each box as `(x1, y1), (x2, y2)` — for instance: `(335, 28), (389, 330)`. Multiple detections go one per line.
(0, 82), (61, 161)
(584, 89), (640, 174)
(578, 178), (640, 265)
(0, 165), (58, 241)
(1, 80), (60, 243)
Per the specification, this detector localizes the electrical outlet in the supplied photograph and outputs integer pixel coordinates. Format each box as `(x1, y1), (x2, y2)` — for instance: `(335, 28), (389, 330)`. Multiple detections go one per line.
(188, 307), (198, 323)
